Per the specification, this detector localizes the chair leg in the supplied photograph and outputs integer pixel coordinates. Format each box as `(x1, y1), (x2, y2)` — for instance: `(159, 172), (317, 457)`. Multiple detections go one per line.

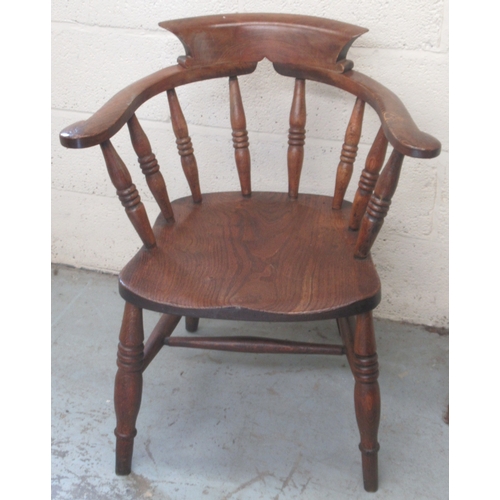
(352, 311), (380, 492)
(114, 302), (144, 475)
(185, 316), (199, 333)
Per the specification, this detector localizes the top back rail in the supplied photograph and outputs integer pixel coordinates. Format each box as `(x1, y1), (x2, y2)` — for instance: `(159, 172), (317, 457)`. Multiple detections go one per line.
(59, 13), (441, 258)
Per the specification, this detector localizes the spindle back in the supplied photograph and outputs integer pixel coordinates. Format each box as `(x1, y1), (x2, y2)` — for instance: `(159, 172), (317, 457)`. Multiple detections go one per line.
(59, 13), (441, 258)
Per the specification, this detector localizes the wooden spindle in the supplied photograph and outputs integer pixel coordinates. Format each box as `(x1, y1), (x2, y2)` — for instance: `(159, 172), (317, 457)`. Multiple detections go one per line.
(287, 78), (306, 199)
(354, 149), (405, 259)
(142, 313), (181, 372)
(114, 302), (144, 475)
(100, 140), (156, 248)
(166, 88), (202, 203)
(165, 336), (345, 355)
(127, 114), (174, 222)
(229, 76), (251, 197)
(353, 311), (380, 492)
(332, 97), (365, 209)
(349, 127), (388, 230)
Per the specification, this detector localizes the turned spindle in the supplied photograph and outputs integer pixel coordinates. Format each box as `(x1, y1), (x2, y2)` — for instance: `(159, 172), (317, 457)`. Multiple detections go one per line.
(349, 127), (388, 230)
(100, 140), (156, 248)
(353, 311), (380, 492)
(229, 76), (251, 197)
(166, 88), (202, 203)
(355, 149), (405, 258)
(287, 78), (306, 199)
(114, 302), (144, 475)
(332, 97), (365, 209)
(127, 114), (174, 222)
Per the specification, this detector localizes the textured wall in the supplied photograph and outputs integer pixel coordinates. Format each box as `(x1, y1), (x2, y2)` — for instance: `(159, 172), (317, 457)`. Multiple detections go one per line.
(52, 1), (448, 327)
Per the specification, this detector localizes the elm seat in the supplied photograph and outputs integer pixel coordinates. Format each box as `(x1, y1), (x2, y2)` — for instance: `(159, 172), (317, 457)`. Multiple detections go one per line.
(119, 192), (381, 321)
(59, 13), (441, 493)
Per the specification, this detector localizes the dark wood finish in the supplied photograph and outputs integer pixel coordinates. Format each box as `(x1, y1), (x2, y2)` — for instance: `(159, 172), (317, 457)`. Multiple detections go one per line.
(100, 140), (156, 248)
(60, 18), (439, 159)
(127, 114), (174, 222)
(287, 79), (306, 198)
(229, 76), (251, 196)
(355, 149), (404, 258)
(338, 313), (379, 491)
(59, 13), (441, 492)
(114, 302), (144, 475)
(332, 97), (365, 209)
(165, 336), (346, 355)
(349, 127), (388, 230)
(119, 192), (381, 321)
(185, 316), (199, 332)
(59, 66), (440, 160)
(352, 311), (380, 492)
(160, 14), (367, 72)
(167, 88), (202, 203)
(337, 316), (356, 372)
(273, 63), (441, 158)
(60, 63), (258, 149)
(142, 313), (181, 372)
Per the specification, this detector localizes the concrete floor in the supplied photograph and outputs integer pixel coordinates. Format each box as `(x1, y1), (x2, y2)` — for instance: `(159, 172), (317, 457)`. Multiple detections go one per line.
(51, 265), (448, 499)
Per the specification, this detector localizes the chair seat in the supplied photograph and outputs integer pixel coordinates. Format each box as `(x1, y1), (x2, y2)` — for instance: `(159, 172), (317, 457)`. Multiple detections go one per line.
(119, 192), (381, 321)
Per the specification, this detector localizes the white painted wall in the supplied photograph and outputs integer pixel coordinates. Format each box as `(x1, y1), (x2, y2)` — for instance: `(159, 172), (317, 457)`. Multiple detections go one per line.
(51, 1), (448, 327)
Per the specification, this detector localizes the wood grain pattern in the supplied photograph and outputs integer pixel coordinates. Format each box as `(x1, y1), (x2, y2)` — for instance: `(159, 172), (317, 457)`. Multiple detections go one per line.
(160, 14), (367, 71)
(349, 127), (388, 230)
(119, 192), (381, 321)
(167, 88), (202, 203)
(100, 140), (156, 248)
(287, 79), (306, 198)
(229, 76), (251, 196)
(127, 114), (174, 222)
(332, 97), (365, 209)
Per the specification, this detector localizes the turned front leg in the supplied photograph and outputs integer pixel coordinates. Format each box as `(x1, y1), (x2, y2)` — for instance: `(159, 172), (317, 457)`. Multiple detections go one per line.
(353, 311), (380, 492)
(114, 302), (144, 475)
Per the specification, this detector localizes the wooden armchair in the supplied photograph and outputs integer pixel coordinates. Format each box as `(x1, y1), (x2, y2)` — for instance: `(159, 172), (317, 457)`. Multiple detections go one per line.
(59, 14), (441, 492)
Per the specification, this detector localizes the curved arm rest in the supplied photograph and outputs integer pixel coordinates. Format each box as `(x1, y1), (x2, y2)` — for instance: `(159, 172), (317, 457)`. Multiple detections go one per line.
(60, 66), (181, 149)
(274, 63), (441, 159)
(59, 62), (257, 149)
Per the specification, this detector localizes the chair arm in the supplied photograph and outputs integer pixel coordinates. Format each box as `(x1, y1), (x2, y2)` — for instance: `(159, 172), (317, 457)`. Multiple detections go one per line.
(59, 62), (257, 149)
(346, 70), (441, 159)
(273, 63), (441, 159)
(59, 66), (182, 149)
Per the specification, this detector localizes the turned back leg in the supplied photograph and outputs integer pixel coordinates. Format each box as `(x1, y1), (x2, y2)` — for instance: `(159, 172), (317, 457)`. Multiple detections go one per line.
(185, 316), (199, 333)
(114, 302), (144, 475)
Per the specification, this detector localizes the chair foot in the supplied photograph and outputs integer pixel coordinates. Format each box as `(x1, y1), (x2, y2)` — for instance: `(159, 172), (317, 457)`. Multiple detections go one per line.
(185, 316), (199, 332)
(360, 445), (379, 492)
(115, 433), (136, 475)
(114, 302), (144, 476)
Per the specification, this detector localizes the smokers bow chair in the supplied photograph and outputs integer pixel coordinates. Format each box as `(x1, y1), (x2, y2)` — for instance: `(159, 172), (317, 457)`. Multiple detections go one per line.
(59, 14), (440, 492)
